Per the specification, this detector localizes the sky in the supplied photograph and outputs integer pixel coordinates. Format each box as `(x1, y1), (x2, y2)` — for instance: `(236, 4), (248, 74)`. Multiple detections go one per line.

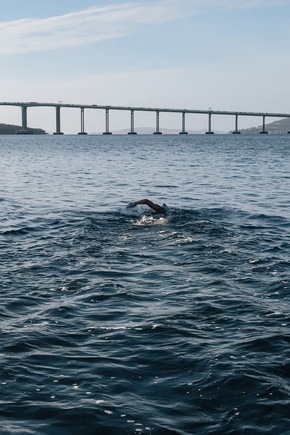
(0, 0), (290, 133)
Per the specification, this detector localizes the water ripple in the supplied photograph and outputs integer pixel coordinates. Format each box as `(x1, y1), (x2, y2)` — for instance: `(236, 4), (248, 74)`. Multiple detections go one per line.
(1, 136), (290, 434)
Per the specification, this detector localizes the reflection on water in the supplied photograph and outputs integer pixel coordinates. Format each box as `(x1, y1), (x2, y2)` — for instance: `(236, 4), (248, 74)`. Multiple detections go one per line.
(0, 135), (290, 434)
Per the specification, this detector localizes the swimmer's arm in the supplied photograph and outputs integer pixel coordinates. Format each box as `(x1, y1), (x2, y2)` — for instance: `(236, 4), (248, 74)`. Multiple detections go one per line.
(128, 199), (165, 213)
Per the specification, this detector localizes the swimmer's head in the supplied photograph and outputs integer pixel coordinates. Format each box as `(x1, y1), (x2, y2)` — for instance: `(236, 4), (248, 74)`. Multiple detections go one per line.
(162, 203), (169, 213)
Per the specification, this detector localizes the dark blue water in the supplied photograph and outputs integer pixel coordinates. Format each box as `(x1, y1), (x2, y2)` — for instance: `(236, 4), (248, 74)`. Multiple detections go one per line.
(0, 135), (289, 434)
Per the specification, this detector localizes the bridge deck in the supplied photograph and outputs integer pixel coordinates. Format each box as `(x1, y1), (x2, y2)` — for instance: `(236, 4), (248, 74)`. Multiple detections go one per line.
(1, 102), (290, 119)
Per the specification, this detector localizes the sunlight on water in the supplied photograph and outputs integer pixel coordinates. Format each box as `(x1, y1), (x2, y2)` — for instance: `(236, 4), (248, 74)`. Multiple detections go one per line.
(0, 134), (289, 434)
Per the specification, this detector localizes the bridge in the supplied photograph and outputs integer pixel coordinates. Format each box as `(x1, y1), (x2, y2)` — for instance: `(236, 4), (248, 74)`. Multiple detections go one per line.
(1, 101), (290, 135)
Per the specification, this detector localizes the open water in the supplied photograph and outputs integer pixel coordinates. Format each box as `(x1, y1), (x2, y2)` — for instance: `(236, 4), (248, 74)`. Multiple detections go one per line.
(0, 134), (290, 435)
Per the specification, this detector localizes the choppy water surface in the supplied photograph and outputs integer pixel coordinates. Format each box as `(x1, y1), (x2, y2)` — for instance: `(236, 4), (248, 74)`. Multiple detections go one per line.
(0, 135), (290, 434)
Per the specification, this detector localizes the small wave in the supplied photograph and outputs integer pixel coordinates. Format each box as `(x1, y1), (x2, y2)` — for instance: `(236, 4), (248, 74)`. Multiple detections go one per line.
(1, 226), (40, 236)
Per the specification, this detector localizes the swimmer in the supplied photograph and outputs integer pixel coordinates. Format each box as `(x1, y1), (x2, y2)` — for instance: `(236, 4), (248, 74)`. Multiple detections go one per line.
(127, 199), (169, 214)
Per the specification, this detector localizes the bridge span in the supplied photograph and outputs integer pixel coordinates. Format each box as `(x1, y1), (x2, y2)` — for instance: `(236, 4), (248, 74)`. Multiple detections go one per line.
(1, 101), (290, 135)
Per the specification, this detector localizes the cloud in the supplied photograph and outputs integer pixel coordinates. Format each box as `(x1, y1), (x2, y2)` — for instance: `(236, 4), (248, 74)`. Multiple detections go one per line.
(0, 1), (188, 56)
(0, 0), (283, 56)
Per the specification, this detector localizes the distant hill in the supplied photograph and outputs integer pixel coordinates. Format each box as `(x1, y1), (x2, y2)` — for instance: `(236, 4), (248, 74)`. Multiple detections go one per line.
(112, 127), (197, 135)
(110, 127), (227, 135)
(238, 117), (290, 134)
(0, 123), (46, 134)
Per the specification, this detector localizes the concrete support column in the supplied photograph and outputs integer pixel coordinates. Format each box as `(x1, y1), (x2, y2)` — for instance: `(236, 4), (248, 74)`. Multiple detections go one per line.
(260, 115), (268, 134)
(53, 106), (63, 135)
(232, 114), (241, 134)
(128, 110), (137, 134)
(153, 111), (162, 134)
(206, 113), (214, 134)
(103, 109), (112, 135)
(78, 108), (87, 135)
(179, 112), (188, 134)
(21, 106), (28, 130)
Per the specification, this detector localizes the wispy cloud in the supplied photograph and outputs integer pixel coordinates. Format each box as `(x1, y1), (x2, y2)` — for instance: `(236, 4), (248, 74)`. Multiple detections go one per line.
(0, 0), (284, 56)
(0, 1), (187, 56)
